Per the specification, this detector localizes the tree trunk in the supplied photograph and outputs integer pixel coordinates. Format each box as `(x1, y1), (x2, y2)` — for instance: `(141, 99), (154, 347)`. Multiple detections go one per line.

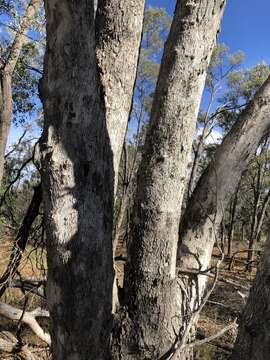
(0, 0), (40, 184)
(177, 74), (270, 341)
(40, 0), (145, 358)
(247, 167), (262, 271)
(227, 188), (239, 258)
(96, 0), (145, 198)
(119, 1), (226, 358)
(188, 134), (205, 199)
(0, 74), (12, 183)
(40, 1), (114, 359)
(231, 237), (270, 360)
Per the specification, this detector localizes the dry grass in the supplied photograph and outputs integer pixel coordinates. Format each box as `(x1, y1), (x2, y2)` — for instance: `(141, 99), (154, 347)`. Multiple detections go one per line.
(0, 237), (49, 359)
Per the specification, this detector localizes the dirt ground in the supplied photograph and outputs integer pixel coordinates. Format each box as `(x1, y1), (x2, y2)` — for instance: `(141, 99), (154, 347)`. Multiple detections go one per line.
(0, 237), (259, 359)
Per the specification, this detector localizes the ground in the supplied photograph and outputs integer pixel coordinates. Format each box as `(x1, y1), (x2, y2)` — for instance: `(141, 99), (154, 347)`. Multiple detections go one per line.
(0, 237), (259, 359)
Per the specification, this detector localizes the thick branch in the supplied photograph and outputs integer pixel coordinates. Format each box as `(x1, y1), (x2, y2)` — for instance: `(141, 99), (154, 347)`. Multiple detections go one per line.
(0, 302), (50, 345)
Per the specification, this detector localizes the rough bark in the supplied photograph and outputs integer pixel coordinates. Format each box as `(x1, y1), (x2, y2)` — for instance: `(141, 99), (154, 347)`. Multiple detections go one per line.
(120, 1), (226, 359)
(188, 130), (206, 199)
(40, 1), (114, 359)
(96, 0), (145, 313)
(177, 74), (270, 318)
(40, 0), (145, 358)
(0, 0), (40, 184)
(96, 0), (145, 198)
(231, 237), (270, 360)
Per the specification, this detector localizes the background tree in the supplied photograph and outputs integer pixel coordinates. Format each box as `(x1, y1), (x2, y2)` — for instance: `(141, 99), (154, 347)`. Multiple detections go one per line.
(0, 0), (42, 183)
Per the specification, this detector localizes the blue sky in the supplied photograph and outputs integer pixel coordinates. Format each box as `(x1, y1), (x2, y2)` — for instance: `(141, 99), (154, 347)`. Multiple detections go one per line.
(148, 0), (270, 67)
(7, 0), (270, 147)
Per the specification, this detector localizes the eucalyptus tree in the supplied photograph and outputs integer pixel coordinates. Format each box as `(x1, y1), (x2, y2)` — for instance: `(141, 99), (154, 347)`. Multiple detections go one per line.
(0, 0), (41, 184)
(36, 0), (270, 358)
(41, 0), (226, 359)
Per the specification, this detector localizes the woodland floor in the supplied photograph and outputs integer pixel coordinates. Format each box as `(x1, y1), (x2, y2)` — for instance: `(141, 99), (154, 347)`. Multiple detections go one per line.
(0, 237), (259, 359)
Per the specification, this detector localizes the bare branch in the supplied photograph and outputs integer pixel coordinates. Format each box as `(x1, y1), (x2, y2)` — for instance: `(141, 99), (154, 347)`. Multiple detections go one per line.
(0, 302), (50, 345)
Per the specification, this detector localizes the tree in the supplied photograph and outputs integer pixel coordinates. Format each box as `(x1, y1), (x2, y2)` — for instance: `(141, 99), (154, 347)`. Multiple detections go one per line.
(231, 236), (270, 360)
(187, 43), (245, 198)
(39, 0), (270, 358)
(40, 0), (145, 358)
(122, 1), (226, 358)
(0, 0), (41, 184)
(177, 73), (270, 347)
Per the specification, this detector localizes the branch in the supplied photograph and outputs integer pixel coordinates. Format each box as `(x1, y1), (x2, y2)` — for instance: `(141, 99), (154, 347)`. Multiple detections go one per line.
(4, 0), (41, 75)
(0, 184), (42, 297)
(0, 302), (50, 345)
(183, 321), (238, 351)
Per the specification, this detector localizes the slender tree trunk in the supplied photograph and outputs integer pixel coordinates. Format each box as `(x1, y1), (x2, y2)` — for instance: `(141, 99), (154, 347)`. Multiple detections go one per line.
(177, 74), (270, 341)
(40, 0), (145, 358)
(0, 184), (42, 297)
(246, 188), (270, 271)
(231, 237), (270, 360)
(0, 0), (40, 184)
(96, 0), (145, 199)
(116, 2), (226, 359)
(255, 188), (270, 242)
(247, 168), (261, 271)
(0, 74), (12, 183)
(188, 134), (205, 199)
(227, 188), (239, 258)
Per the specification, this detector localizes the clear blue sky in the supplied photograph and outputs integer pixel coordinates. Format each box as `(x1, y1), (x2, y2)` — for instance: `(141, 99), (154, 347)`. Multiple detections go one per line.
(148, 0), (270, 67)
(8, 0), (270, 147)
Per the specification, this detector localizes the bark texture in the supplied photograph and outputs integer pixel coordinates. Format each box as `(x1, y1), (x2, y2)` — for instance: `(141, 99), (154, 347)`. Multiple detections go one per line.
(96, 0), (145, 197)
(0, 0), (40, 183)
(41, 0), (145, 358)
(40, 1), (114, 359)
(177, 74), (270, 312)
(120, 1), (226, 358)
(231, 237), (270, 360)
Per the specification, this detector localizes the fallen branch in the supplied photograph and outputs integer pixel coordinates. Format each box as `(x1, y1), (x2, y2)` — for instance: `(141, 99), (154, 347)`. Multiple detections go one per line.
(0, 302), (50, 345)
(183, 320), (238, 350)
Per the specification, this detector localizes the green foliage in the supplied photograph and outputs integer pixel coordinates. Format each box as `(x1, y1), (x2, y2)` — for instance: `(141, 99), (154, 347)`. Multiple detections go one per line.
(206, 43), (245, 88)
(0, 0), (44, 125)
(12, 42), (40, 123)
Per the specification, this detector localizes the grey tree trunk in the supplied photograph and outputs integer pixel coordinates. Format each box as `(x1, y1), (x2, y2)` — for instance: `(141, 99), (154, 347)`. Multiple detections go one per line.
(40, 0), (145, 358)
(227, 187), (239, 258)
(0, 74), (12, 183)
(0, 0), (40, 184)
(118, 1), (226, 359)
(231, 237), (270, 360)
(177, 74), (270, 331)
(96, 0), (145, 197)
